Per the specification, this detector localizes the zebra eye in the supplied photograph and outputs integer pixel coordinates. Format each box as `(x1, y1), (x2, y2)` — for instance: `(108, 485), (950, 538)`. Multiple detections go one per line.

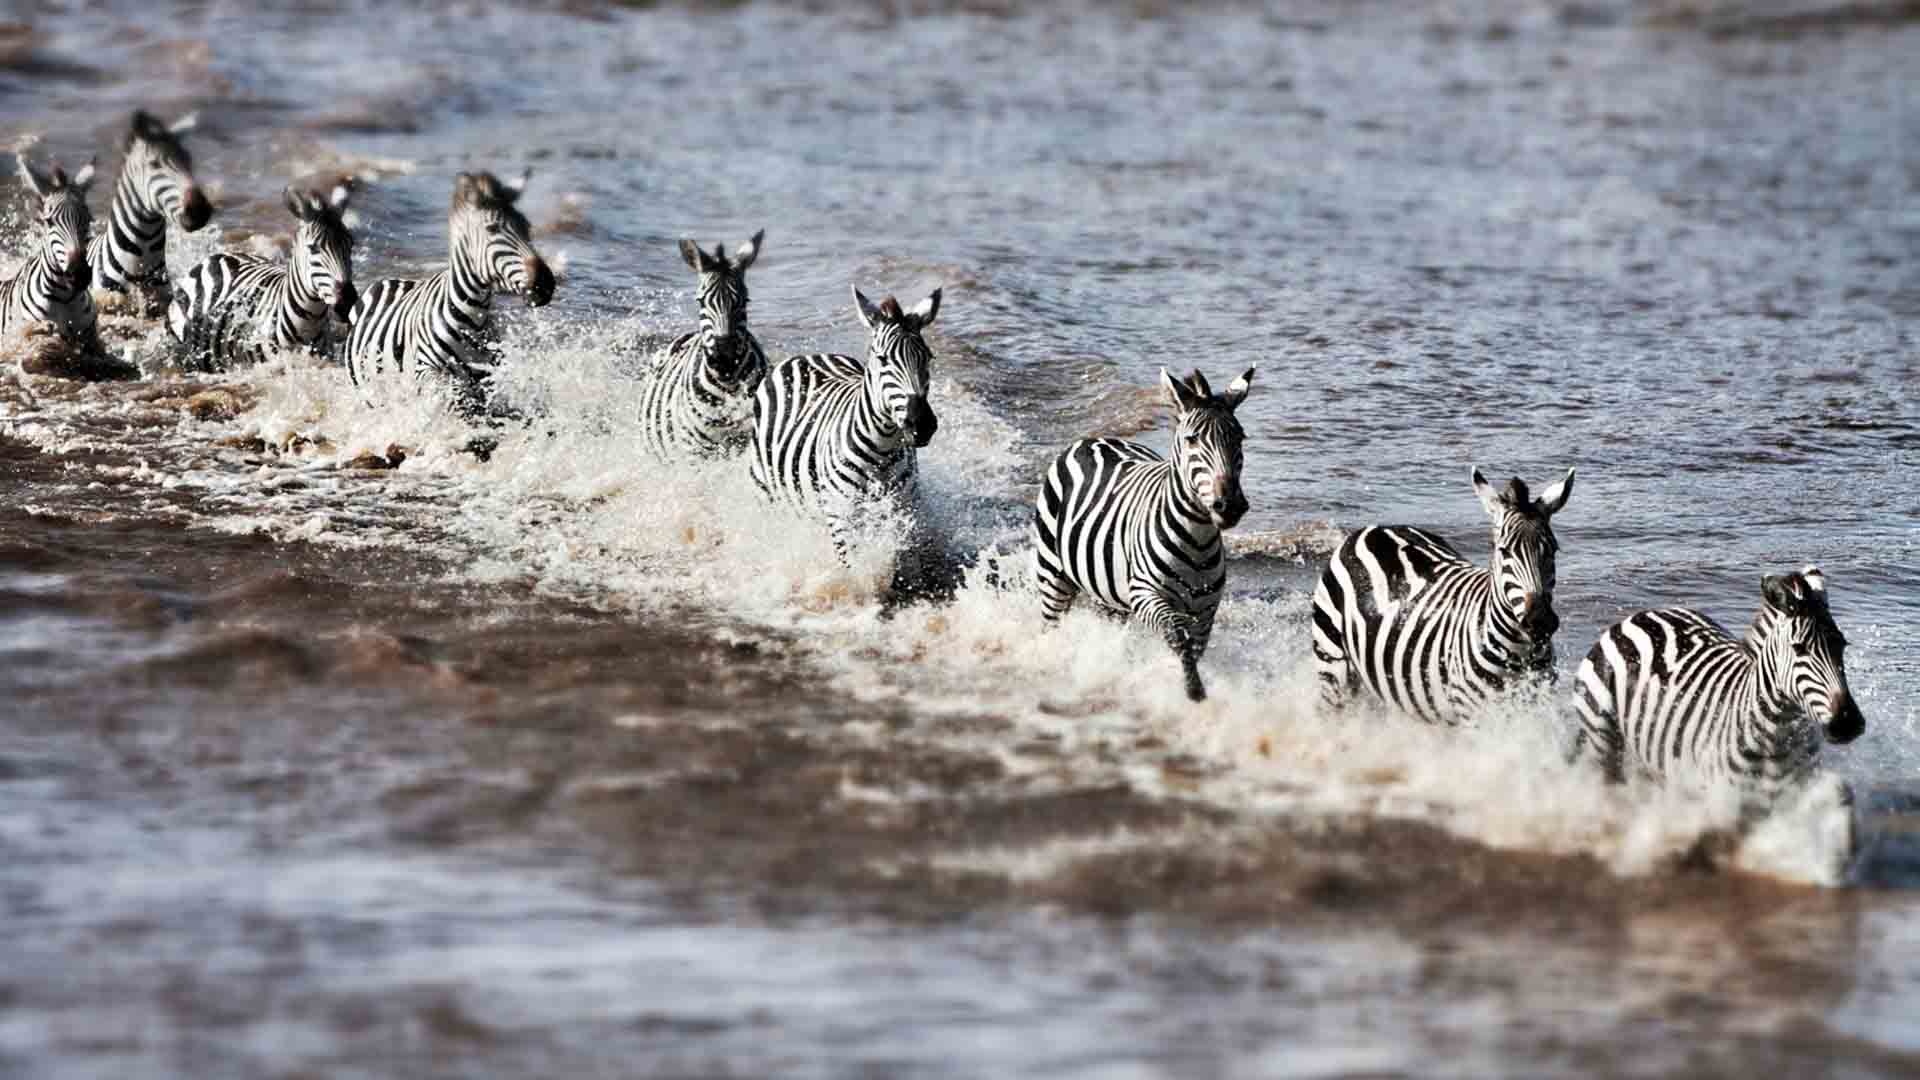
(1183, 433), (1199, 445)
(1791, 641), (1810, 656)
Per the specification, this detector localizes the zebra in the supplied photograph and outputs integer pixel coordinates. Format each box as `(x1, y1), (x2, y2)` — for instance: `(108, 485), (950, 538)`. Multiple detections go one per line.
(1032, 366), (1255, 703)
(342, 169), (556, 416)
(636, 230), (768, 457)
(2, 151), (98, 345)
(1571, 567), (1864, 794)
(1312, 467), (1575, 723)
(749, 284), (942, 549)
(167, 184), (357, 371)
(87, 110), (214, 309)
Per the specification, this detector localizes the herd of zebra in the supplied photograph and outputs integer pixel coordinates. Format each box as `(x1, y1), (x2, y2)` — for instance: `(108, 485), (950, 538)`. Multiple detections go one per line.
(2, 111), (1866, 828)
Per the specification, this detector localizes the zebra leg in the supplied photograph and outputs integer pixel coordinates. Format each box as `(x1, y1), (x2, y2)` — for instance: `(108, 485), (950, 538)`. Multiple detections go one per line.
(1132, 595), (1205, 702)
(1310, 572), (1358, 712)
(1032, 546), (1079, 624)
(1571, 657), (1625, 783)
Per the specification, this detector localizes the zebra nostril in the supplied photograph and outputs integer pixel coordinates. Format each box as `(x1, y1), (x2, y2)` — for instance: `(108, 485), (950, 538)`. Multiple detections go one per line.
(1210, 498), (1226, 513)
(333, 283), (359, 320)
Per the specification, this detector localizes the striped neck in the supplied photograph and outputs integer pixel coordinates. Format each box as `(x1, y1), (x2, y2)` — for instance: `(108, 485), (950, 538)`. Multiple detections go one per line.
(447, 240), (496, 321)
(109, 168), (169, 280)
(1159, 469), (1220, 547)
(1472, 577), (1547, 672)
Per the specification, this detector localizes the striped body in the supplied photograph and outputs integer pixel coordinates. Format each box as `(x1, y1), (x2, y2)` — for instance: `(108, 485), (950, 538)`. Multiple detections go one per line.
(3, 155), (97, 345)
(750, 286), (942, 548)
(1571, 569), (1863, 792)
(1032, 366), (1253, 702)
(1312, 469), (1573, 723)
(638, 328), (769, 457)
(168, 185), (357, 371)
(87, 110), (212, 302)
(169, 253), (332, 369)
(751, 350), (917, 515)
(1313, 526), (1549, 723)
(637, 232), (767, 458)
(342, 170), (554, 415)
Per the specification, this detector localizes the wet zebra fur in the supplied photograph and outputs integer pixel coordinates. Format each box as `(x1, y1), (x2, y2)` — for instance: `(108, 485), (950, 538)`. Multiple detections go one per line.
(1032, 366), (1254, 703)
(342, 170), (555, 415)
(87, 110), (213, 304)
(749, 284), (941, 549)
(1313, 468), (1574, 723)
(167, 184), (357, 371)
(637, 230), (768, 458)
(2, 151), (98, 345)
(1571, 567), (1864, 792)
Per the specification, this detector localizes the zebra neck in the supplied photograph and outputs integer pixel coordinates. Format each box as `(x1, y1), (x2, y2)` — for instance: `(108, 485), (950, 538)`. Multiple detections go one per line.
(109, 171), (169, 279)
(858, 379), (910, 450)
(1471, 580), (1538, 670)
(273, 272), (328, 337)
(445, 250), (496, 321)
(1157, 471), (1219, 547)
(35, 250), (84, 299)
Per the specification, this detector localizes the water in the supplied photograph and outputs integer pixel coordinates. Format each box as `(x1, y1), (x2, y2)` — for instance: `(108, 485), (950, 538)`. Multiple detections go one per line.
(3, 0), (1919, 1074)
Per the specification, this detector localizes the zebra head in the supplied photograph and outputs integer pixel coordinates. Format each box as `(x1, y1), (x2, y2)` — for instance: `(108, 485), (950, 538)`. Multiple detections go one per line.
(1161, 366), (1254, 528)
(123, 110), (212, 231)
(1472, 467), (1574, 653)
(853, 284), (941, 448)
(284, 183), (357, 321)
(16, 152), (96, 289)
(678, 230), (761, 382)
(450, 169), (555, 308)
(1758, 568), (1863, 745)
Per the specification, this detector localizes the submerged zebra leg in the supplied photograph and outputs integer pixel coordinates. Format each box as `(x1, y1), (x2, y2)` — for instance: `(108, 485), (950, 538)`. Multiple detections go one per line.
(1310, 572), (1357, 711)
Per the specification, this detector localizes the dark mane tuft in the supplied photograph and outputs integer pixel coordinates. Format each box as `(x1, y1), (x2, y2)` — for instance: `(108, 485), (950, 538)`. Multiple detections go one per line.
(878, 297), (904, 320)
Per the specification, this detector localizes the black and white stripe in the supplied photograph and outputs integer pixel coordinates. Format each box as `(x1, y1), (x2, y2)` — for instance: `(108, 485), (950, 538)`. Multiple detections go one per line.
(86, 110), (213, 301)
(637, 231), (768, 458)
(2, 152), (98, 345)
(342, 170), (555, 415)
(167, 184), (357, 371)
(749, 285), (942, 545)
(1032, 367), (1255, 702)
(1571, 567), (1864, 790)
(1313, 468), (1574, 723)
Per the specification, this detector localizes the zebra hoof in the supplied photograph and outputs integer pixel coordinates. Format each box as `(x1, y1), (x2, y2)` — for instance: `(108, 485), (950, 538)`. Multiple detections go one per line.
(1185, 678), (1207, 703)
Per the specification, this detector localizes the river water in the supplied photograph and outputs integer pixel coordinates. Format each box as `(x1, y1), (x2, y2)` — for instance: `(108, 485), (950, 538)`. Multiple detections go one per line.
(3, 1), (1918, 1075)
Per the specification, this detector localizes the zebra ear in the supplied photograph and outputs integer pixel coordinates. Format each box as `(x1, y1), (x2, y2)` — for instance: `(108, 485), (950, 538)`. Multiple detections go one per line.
(1537, 467), (1575, 516)
(1222, 366), (1255, 410)
(1762, 573), (1807, 614)
(732, 229), (763, 273)
(502, 168), (531, 201)
(329, 183), (351, 212)
(852, 284), (883, 329)
(1472, 468), (1504, 516)
(284, 185), (309, 220)
(907, 287), (941, 328)
(1161, 367), (1204, 413)
(131, 110), (166, 142)
(71, 158), (96, 191)
(679, 238), (706, 273)
(17, 154), (50, 197)
(168, 111), (199, 135)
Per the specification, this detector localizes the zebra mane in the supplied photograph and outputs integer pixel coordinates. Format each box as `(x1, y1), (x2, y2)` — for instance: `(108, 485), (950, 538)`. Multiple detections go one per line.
(878, 297), (904, 320)
(453, 171), (526, 212)
(125, 109), (194, 165)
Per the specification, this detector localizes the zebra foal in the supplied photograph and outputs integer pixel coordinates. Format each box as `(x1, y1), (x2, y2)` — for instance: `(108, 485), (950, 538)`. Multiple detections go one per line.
(637, 231), (768, 458)
(3, 151), (98, 346)
(168, 184), (357, 371)
(342, 169), (555, 415)
(1571, 567), (1864, 792)
(749, 284), (942, 550)
(1312, 467), (1574, 723)
(88, 110), (214, 313)
(1031, 366), (1255, 703)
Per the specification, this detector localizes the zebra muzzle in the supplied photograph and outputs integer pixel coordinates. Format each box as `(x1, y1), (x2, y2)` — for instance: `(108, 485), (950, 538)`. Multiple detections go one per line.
(180, 188), (213, 232)
(903, 397), (937, 448)
(1826, 691), (1864, 744)
(332, 283), (359, 320)
(525, 258), (556, 308)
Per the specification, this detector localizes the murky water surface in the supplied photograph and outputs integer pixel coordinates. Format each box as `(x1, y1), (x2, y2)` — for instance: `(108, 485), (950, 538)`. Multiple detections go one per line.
(3, 1), (1918, 1074)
